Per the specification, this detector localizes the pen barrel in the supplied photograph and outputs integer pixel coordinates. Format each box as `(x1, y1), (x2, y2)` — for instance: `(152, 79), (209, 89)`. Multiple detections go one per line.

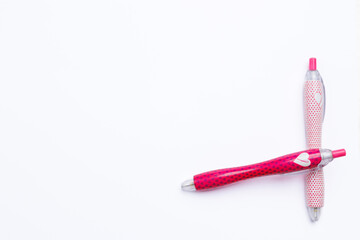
(304, 75), (325, 208)
(194, 149), (322, 190)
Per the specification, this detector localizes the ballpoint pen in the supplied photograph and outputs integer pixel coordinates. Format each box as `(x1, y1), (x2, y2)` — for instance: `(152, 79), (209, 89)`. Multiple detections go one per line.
(304, 58), (325, 221)
(181, 148), (345, 191)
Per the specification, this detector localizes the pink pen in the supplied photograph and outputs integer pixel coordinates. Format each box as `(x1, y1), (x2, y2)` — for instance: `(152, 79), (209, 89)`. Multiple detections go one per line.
(304, 58), (325, 221)
(181, 149), (345, 191)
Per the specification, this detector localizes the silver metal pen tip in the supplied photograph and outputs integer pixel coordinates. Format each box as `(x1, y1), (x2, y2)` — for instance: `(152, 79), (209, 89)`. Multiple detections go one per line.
(181, 179), (196, 191)
(308, 207), (321, 222)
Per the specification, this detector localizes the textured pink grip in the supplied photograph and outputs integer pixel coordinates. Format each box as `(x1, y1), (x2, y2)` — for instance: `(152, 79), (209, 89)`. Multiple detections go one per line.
(194, 149), (321, 190)
(304, 81), (325, 207)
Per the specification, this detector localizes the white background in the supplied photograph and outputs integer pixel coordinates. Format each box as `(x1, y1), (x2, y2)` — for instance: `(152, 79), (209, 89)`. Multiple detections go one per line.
(0, 0), (359, 239)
